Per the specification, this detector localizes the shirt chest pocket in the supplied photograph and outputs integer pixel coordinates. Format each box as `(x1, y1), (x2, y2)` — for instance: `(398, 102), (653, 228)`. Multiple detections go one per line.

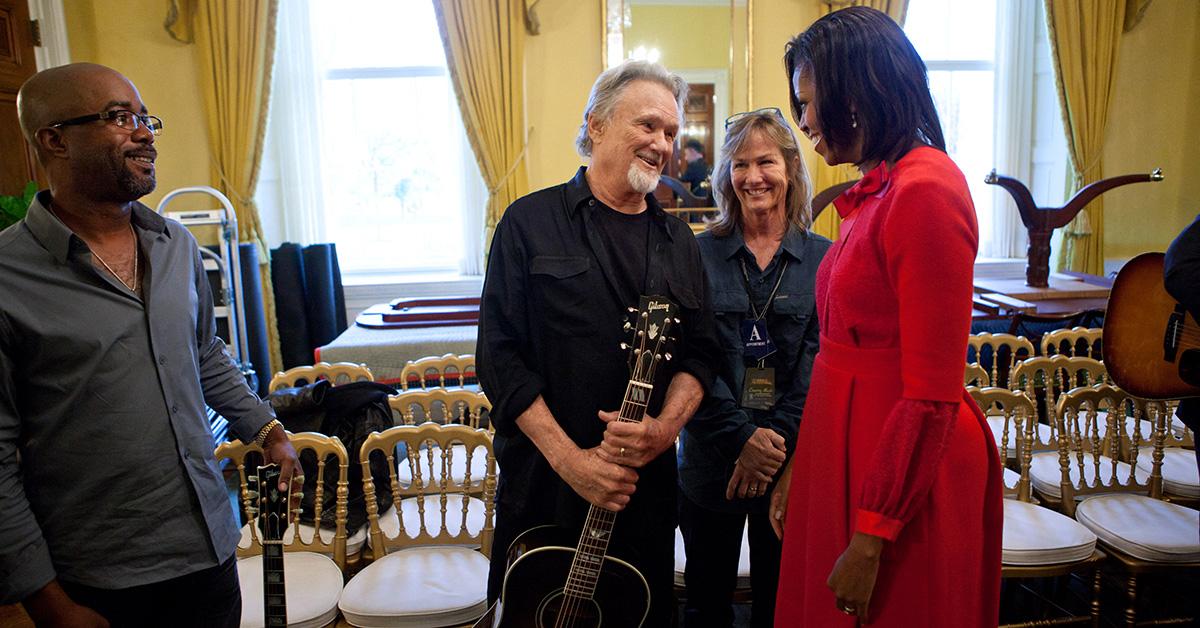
(710, 289), (749, 353)
(529, 255), (604, 337)
(767, 292), (816, 354)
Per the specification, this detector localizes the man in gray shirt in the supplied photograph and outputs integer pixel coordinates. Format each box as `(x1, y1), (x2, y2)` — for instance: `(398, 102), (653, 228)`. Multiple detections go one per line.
(1, 63), (299, 627)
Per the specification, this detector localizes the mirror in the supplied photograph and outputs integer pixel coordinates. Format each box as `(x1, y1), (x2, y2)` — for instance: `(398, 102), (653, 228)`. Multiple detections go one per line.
(603, 0), (752, 207)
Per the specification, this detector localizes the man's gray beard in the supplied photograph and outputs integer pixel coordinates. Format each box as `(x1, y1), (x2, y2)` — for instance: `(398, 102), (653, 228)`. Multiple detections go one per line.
(627, 163), (660, 195)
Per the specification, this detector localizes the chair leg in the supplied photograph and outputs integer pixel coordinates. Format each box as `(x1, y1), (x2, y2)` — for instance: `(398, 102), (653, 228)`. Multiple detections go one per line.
(1090, 567), (1101, 628)
(1124, 572), (1137, 628)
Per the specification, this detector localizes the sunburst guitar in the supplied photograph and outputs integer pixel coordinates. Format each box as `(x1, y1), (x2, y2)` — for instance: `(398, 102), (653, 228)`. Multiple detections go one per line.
(1103, 252), (1200, 399)
(474, 295), (679, 628)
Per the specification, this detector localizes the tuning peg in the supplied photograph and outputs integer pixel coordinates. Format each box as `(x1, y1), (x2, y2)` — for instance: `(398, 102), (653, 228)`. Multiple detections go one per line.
(664, 353), (673, 361)
(620, 342), (629, 350)
(247, 476), (258, 487)
(246, 490), (259, 501)
(246, 506), (259, 517)
(623, 321), (632, 331)
(627, 307), (638, 314)
(673, 317), (681, 325)
(294, 491), (304, 500)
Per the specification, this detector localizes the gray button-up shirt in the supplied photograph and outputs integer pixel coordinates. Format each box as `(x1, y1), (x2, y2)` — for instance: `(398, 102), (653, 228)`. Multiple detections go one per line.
(0, 193), (275, 601)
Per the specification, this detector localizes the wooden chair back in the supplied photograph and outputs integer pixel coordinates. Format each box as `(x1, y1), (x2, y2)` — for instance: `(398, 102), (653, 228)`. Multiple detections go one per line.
(388, 389), (491, 430)
(399, 353), (477, 390)
(1041, 327), (1103, 359)
(1010, 356), (1109, 447)
(1053, 384), (1168, 516)
(359, 423), (496, 558)
(968, 332), (1035, 389)
(964, 363), (992, 388)
(968, 386), (1035, 501)
(269, 361), (374, 392)
(215, 432), (349, 570)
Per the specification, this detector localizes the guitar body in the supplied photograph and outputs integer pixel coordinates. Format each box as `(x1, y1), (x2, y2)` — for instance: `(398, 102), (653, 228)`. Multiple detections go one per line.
(478, 526), (651, 628)
(1104, 252), (1200, 399)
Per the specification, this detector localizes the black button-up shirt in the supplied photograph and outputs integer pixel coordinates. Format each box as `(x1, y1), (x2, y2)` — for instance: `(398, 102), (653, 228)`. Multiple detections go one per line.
(0, 193), (274, 600)
(477, 167), (720, 531)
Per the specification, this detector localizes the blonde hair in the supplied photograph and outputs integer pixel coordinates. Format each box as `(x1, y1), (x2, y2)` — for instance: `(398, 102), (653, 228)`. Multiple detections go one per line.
(709, 112), (812, 237)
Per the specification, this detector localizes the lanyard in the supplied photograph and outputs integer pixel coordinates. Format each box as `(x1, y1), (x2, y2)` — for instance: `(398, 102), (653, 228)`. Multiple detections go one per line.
(738, 256), (789, 322)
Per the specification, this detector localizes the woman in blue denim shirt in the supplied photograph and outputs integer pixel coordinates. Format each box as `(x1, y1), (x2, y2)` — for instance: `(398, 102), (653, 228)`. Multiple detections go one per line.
(678, 108), (831, 628)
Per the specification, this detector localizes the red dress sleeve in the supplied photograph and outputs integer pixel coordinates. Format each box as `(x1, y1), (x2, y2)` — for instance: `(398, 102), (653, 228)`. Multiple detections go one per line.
(854, 170), (979, 540)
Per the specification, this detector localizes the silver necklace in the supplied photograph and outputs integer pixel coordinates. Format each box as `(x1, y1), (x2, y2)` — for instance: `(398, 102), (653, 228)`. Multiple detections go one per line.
(48, 203), (139, 292)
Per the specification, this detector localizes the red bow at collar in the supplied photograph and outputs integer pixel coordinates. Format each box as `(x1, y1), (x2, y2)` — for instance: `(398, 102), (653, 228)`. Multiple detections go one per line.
(832, 161), (892, 219)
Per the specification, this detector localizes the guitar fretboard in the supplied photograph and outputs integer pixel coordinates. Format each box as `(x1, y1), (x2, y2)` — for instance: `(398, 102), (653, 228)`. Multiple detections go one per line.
(562, 379), (652, 602)
(263, 522), (288, 626)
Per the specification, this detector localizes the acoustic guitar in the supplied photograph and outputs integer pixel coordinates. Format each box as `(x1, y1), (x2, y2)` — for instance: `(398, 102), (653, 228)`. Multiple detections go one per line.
(1103, 252), (1200, 399)
(474, 295), (679, 628)
(248, 463), (292, 627)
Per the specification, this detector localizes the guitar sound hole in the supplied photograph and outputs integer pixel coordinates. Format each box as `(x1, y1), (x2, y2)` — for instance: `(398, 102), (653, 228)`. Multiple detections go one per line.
(536, 590), (601, 628)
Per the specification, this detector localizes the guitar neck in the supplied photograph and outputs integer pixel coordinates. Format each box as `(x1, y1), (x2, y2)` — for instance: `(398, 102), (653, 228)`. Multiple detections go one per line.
(263, 540), (287, 626)
(563, 379), (652, 602)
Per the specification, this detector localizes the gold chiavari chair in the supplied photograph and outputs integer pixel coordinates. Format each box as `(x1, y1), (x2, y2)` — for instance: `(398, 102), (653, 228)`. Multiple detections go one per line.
(1049, 385), (1200, 626)
(338, 423), (496, 627)
(1040, 326), (1103, 359)
(1010, 355), (1110, 454)
(387, 389), (492, 495)
(215, 431), (348, 628)
(398, 353), (477, 391)
(269, 361), (374, 393)
(964, 362), (992, 388)
(1129, 398), (1198, 505)
(968, 387), (1103, 627)
(968, 332), (1035, 389)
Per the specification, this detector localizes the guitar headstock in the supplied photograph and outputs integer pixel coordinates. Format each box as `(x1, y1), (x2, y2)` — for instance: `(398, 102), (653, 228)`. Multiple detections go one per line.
(622, 295), (679, 386)
(247, 463), (294, 543)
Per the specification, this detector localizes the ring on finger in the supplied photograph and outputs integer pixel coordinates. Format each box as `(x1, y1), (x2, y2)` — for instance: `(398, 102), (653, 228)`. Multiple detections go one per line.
(619, 447), (626, 457)
(839, 604), (856, 615)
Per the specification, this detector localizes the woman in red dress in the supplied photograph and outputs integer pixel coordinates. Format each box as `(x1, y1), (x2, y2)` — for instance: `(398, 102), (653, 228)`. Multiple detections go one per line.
(770, 7), (1002, 627)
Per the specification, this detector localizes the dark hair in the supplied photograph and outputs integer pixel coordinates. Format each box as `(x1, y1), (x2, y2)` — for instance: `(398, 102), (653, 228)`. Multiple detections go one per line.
(684, 139), (704, 154)
(708, 110), (811, 237)
(784, 6), (945, 166)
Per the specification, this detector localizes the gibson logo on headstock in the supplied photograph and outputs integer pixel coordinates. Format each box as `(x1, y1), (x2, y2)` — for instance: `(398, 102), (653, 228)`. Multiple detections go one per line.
(647, 301), (671, 312)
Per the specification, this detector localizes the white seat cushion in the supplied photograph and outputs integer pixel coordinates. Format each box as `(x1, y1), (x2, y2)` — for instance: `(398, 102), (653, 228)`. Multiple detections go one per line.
(237, 551), (343, 628)
(339, 546), (489, 627)
(240, 519), (367, 556)
(1002, 468), (1021, 497)
(1001, 499), (1097, 565)
(1075, 494), (1200, 562)
(368, 496), (488, 548)
(1029, 452), (1146, 500)
(1133, 447), (1200, 498)
(397, 444), (488, 488)
(674, 526), (750, 589)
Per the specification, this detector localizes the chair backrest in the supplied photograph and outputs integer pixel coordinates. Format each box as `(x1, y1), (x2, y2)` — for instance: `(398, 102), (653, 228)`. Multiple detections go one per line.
(1041, 326), (1103, 359)
(359, 423), (496, 558)
(968, 386), (1036, 501)
(398, 353), (477, 390)
(387, 389), (491, 430)
(215, 431), (349, 569)
(964, 362), (992, 388)
(967, 332), (1035, 389)
(1007, 310), (1092, 351)
(1053, 384), (1168, 516)
(1010, 356), (1109, 449)
(269, 361), (374, 392)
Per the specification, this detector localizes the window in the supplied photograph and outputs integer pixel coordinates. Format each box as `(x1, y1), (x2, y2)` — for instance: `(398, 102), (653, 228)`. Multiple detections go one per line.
(905, 0), (1070, 260)
(258, 0), (485, 278)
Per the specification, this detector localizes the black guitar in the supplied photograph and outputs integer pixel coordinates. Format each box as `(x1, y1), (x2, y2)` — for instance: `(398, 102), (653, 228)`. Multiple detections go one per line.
(249, 463), (292, 627)
(475, 296), (678, 628)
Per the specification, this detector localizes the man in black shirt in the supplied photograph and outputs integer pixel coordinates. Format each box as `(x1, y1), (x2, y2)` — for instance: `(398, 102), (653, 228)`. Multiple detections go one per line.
(478, 60), (720, 625)
(680, 139), (710, 197)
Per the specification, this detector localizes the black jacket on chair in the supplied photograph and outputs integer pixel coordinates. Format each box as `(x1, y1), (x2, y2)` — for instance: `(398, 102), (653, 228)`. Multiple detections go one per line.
(269, 380), (395, 532)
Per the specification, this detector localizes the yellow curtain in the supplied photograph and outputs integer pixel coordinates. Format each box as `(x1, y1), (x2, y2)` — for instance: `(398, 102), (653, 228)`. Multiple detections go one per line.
(193, 0), (283, 375)
(434, 0), (530, 248)
(809, 0), (909, 240)
(1044, 0), (1126, 275)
